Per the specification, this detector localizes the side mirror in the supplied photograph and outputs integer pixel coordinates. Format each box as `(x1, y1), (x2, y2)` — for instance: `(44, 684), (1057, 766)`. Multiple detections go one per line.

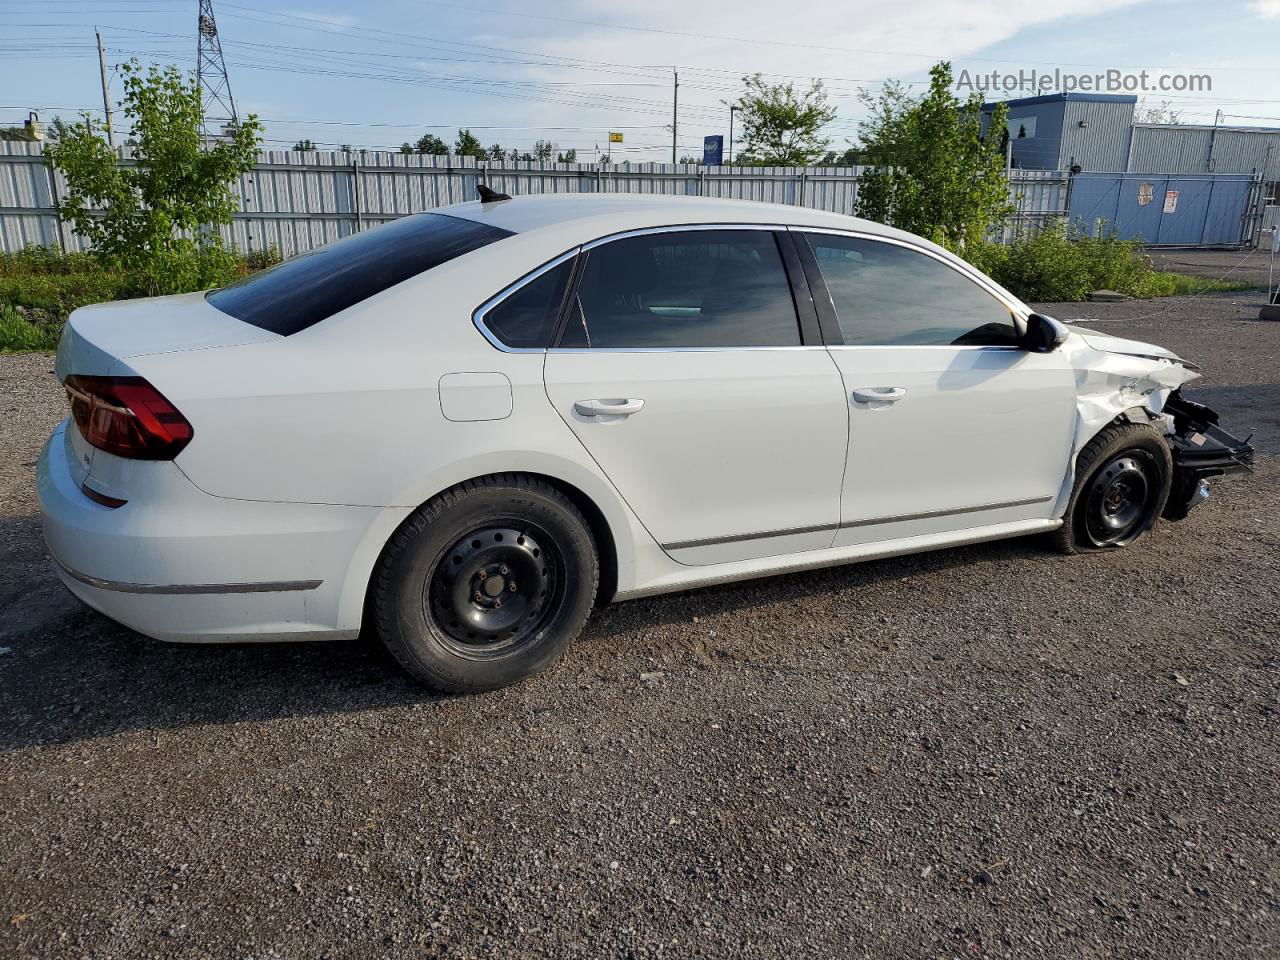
(1022, 313), (1068, 353)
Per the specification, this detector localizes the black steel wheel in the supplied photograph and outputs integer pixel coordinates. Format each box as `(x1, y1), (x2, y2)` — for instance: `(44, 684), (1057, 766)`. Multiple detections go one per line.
(374, 475), (599, 691)
(1052, 421), (1173, 555)
(1081, 452), (1159, 547)
(426, 523), (564, 659)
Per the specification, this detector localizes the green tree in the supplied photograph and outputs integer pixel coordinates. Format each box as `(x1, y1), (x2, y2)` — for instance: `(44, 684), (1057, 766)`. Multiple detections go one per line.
(403, 133), (448, 155)
(731, 74), (835, 166)
(532, 139), (555, 161)
(821, 145), (868, 166)
(44, 60), (263, 295)
(556, 148), (577, 163)
(455, 128), (486, 159)
(292, 138), (316, 151)
(486, 143), (506, 161)
(854, 62), (1012, 251)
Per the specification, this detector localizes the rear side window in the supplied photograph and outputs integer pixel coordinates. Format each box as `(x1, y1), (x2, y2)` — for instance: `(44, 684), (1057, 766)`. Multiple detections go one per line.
(208, 213), (512, 335)
(803, 233), (1020, 347)
(559, 230), (801, 349)
(479, 258), (574, 349)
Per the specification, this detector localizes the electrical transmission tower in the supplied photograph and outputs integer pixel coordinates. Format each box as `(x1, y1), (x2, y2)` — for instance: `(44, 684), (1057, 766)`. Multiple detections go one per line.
(196, 0), (237, 136)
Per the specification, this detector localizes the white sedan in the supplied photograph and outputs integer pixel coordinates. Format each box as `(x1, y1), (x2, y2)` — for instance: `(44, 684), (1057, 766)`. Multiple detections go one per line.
(37, 193), (1253, 691)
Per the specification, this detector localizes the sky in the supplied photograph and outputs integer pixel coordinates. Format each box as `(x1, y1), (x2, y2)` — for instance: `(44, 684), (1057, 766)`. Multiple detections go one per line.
(2, 0), (1279, 161)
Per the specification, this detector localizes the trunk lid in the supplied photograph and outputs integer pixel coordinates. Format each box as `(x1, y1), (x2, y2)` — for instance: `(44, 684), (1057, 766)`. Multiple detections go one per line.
(55, 291), (280, 379)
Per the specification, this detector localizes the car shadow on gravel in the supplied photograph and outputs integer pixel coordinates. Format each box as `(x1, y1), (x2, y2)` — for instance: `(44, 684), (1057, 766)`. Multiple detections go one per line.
(0, 518), (1047, 754)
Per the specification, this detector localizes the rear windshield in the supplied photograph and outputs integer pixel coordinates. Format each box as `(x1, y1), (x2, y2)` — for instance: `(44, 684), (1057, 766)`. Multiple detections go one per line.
(207, 212), (513, 335)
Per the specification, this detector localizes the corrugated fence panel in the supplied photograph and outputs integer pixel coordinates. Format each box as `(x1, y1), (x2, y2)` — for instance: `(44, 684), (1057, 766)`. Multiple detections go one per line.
(5, 141), (1261, 253)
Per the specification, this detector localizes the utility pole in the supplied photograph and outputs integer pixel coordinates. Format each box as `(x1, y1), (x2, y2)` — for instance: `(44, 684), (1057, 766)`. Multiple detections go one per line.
(671, 69), (678, 164)
(728, 105), (738, 166)
(95, 29), (115, 148)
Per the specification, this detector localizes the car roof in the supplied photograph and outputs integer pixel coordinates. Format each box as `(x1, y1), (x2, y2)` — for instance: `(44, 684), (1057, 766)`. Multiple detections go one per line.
(440, 193), (927, 248)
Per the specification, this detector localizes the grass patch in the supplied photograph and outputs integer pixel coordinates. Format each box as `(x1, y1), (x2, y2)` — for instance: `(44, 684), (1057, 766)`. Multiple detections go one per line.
(0, 245), (281, 352)
(0, 305), (62, 352)
(1137, 271), (1254, 297)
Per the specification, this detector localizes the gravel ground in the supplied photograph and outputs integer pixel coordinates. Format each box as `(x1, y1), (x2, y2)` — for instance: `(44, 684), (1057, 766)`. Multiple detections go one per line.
(2, 291), (1278, 959)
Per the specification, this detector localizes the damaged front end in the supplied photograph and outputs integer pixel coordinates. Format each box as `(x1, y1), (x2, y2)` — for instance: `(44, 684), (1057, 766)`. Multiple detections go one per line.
(1061, 325), (1254, 525)
(1161, 389), (1254, 521)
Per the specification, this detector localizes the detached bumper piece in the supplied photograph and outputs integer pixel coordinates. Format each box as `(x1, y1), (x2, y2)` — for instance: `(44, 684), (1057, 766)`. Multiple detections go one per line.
(1162, 389), (1255, 522)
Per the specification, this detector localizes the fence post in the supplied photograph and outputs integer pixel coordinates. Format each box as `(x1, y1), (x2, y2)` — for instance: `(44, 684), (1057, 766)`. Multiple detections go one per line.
(351, 156), (362, 233)
(44, 153), (66, 254)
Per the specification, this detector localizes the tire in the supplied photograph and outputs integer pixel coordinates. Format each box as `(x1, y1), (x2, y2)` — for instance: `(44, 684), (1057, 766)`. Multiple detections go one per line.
(1052, 420), (1173, 555)
(373, 475), (599, 692)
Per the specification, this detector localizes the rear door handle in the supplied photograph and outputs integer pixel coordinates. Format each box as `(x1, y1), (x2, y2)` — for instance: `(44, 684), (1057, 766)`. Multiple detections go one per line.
(574, 398), (645, 418)
(851, 387), (907, 405)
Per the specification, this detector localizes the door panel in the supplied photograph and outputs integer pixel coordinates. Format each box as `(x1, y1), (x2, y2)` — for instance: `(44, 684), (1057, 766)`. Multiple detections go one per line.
(827, 346), (1075, 546)
(544, 349), (847, 562)
(796, 230), (1077, 546)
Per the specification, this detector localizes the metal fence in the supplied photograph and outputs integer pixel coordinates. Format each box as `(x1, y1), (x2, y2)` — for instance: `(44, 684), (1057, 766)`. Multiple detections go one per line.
(2, 141), (1259, 254)
(0, 141), (1074, 255)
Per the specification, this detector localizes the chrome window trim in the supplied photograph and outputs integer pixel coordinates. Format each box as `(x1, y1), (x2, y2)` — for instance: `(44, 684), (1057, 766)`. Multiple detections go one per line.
(473, 247), (581, 354)
(580, 222), (786, 252)
(789, 225), (1031, 329)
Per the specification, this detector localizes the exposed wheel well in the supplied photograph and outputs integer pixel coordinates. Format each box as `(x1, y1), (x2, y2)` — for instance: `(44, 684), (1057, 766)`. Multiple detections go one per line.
(362, 472), (619, 634)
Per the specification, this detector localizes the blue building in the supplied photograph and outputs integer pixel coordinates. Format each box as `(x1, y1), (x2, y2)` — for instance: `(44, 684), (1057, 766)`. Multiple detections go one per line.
(980, 93), (1138, 172)
(981, 92), (1280, 189)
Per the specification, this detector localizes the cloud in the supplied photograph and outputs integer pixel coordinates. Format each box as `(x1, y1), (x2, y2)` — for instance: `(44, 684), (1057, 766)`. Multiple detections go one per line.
(1250, 0), (1280, 17)
(468, 0), (1147, 150)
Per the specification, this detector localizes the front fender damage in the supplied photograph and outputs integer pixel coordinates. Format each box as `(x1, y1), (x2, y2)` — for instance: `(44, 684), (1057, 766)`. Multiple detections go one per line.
(1058, 333), (1253, 521)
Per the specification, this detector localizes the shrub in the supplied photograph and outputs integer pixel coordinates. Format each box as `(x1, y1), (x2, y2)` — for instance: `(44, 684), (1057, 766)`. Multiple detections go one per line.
(964, 220), (1249, 302)
(241, 245), (282, 272)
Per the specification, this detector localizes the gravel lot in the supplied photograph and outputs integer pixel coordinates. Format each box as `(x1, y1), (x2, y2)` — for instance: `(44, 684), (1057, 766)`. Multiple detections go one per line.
(2, 291), (1277, 959)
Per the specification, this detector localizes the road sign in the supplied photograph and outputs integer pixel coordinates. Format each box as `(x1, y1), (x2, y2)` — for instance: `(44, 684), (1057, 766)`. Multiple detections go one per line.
(703, 134), (723, 166)
(608, 131), (623, 143)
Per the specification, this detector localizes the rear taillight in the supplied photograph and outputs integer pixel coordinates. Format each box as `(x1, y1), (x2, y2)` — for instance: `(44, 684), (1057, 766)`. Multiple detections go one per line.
(64, 375), (194, 461)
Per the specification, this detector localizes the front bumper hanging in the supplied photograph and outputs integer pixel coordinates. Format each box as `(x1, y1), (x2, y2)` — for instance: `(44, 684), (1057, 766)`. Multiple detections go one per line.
(1162, 389), (1255, 522)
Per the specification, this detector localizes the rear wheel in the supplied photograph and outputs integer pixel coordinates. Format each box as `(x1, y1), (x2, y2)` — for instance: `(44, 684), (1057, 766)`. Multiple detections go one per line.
(374, 475), (598, 691)
(1053, 421), (1173, 555)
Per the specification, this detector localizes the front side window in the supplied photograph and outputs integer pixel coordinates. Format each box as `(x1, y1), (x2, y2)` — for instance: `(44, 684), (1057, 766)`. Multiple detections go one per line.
(559, 230), (801, 349)
(803, 233), (1020, 347)
(480, 258), (574, 349)
(208, 213), (512, 336)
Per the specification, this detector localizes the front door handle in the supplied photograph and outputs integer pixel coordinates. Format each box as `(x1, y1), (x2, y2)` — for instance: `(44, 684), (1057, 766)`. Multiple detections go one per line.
(851, 386), (907, 405)
(574, 398), (645, 418)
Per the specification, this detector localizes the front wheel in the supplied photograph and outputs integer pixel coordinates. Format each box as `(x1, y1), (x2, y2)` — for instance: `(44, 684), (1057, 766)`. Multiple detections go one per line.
(373, 475), (599, 692)
(1052, 421), (1173, 555)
